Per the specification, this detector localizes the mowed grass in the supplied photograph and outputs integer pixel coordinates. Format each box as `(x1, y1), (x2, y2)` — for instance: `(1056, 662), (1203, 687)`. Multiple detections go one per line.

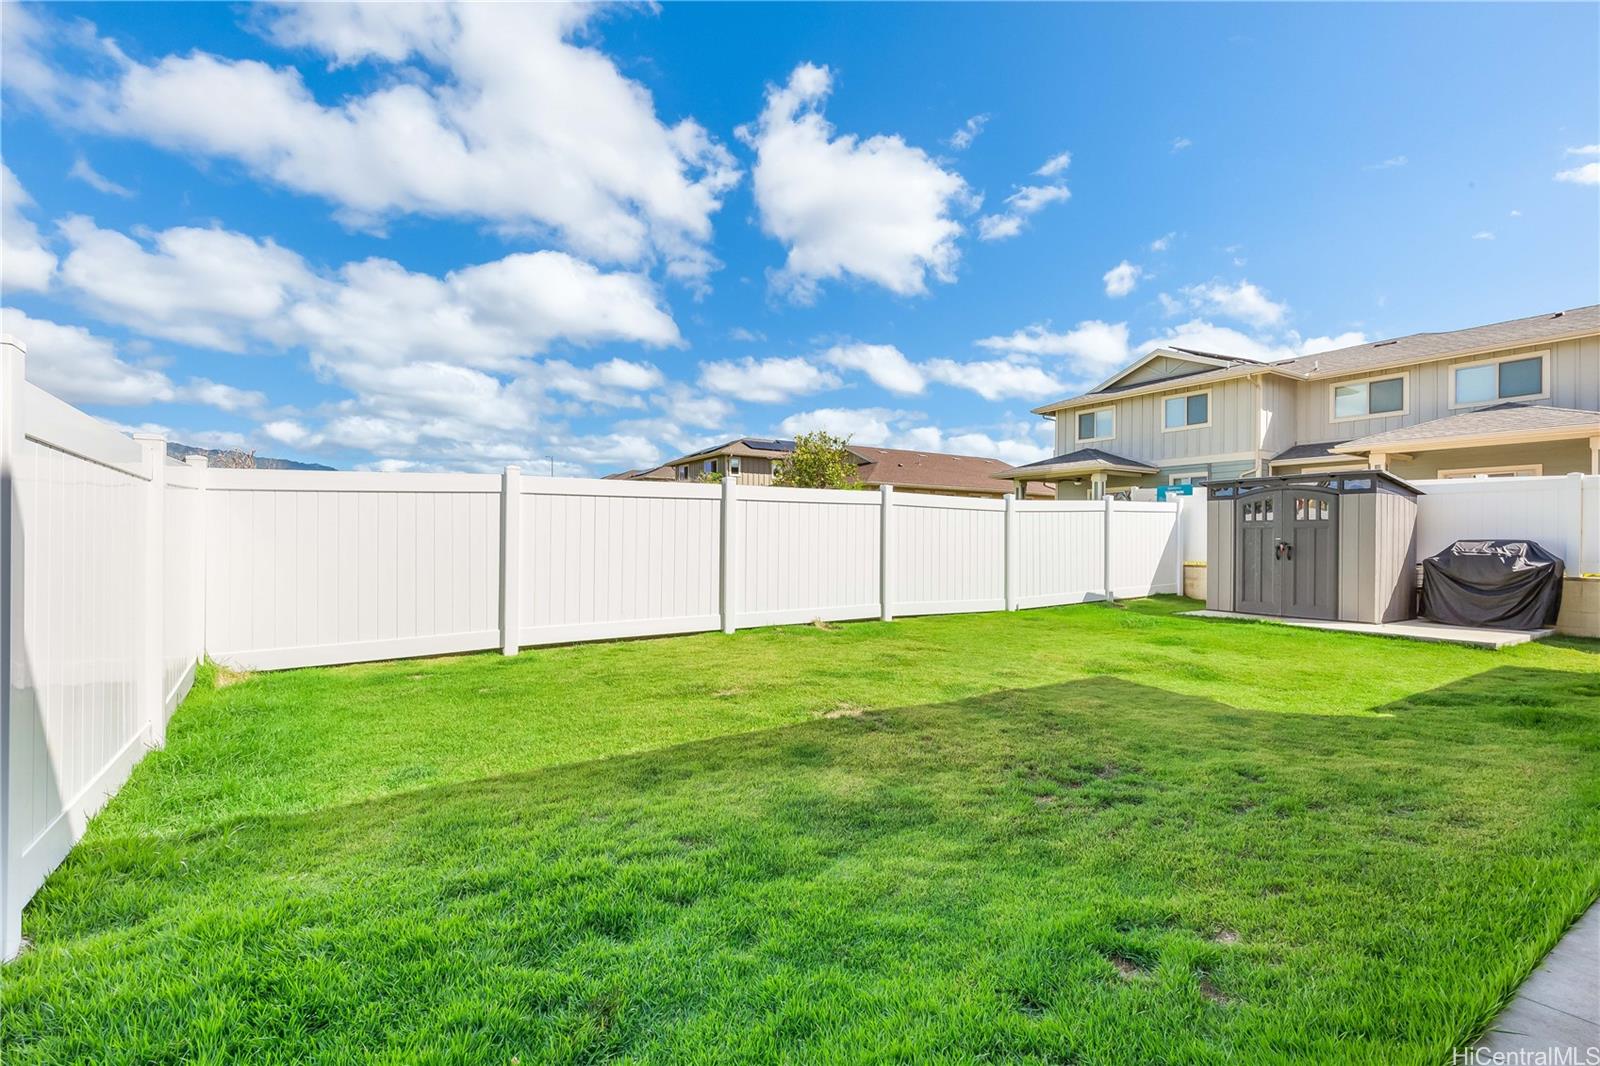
(3, 598), (1599, 1064)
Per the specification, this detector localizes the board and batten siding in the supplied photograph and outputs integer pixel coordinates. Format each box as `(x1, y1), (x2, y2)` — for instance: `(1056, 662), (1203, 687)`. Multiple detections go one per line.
(1293, 335), (1600, 444)
(1053, 376), (1263, 463)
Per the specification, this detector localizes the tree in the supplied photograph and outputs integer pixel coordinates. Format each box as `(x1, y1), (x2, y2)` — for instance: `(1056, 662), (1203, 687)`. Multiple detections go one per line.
(773, 431), (861, 489)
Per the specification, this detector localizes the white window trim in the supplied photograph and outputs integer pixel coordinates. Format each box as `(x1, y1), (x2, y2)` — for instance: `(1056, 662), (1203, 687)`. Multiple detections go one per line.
(1437, 463), (1544, 479)
(1167, 473), (1204, 486)
(729, 456), (741, 476)
(1448, 350), (1550, 410)
(1160, 388), (1213, 433)
(1075, 405), (1116, 444)
(1328, 371), (1410, 424)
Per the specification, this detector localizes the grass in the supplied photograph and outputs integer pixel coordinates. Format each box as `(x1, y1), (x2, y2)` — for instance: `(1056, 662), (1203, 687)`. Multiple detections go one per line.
(3, 597), (1598, 1064)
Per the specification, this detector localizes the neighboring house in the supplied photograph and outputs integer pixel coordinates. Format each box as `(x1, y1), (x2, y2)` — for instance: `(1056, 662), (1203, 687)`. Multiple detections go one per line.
(601, 465), (675, 482)
(999, 305), (1600, 499)
(633, 438), (1051, 497)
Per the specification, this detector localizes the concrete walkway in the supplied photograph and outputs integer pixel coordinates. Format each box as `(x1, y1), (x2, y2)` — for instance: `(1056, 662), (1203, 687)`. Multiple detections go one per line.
(1474, 901), (1600, 1058)
(1183, 610), (1553, 649)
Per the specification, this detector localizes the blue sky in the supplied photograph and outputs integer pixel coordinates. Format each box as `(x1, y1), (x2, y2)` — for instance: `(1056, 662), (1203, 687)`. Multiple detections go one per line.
(2, 2), (1596, 474)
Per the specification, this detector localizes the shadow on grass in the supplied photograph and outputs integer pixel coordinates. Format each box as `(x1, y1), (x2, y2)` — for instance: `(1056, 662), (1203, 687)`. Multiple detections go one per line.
(6, 671), (1600, 1064)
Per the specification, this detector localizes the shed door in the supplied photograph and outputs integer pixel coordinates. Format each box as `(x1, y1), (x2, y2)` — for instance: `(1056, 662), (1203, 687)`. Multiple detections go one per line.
(1235, 492), (1280, 615)
(1281, 490), (1339, 620)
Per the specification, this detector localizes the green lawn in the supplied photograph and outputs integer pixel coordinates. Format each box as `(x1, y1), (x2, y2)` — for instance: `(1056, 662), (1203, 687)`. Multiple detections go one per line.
(4, 598), (1599, 1064)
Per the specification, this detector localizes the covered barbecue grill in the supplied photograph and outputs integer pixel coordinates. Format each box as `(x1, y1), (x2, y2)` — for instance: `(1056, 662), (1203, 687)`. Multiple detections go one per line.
(1419, 540), (1565, 629)
(1205, 471), (1421, 624)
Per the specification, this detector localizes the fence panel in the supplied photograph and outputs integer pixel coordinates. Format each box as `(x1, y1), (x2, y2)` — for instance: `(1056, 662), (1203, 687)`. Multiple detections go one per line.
(519, 478), (722, 645)
(1014, 501), (1105, 608)
(162, 464), (205, 715)
(203, 471), (503, 670)
(891, 494), (1006, 616)
(4, 370), (152, 957)
(734, 486), (880, 627)
(1109, 502), (1182, 598)
(1410, 475), (1597, 573)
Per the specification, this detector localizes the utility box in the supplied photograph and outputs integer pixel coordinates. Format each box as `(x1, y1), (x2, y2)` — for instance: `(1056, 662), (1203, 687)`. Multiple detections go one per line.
(1205, 471), (1421, 624)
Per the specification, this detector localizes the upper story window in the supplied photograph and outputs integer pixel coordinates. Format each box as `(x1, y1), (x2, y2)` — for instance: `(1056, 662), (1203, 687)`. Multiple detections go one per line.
(1451, 352), (1547, 407)
(1332, 374), (1406, 420)
(1162, 390), (1210, 431)
(1076, 407), (1115, 443)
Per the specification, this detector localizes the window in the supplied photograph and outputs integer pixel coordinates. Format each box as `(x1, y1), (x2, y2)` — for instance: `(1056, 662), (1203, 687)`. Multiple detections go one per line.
(1076, 407), (1114, 442)
(729, 456), (741, 476)
(1451, 352), (1548, 407)
(1162, 390), (1209, 430)
(704, 459), (719, 475)
(1168, 474), (1202, 486)
(1332, 375), (1405, 420)
(676, 465), (688, 481)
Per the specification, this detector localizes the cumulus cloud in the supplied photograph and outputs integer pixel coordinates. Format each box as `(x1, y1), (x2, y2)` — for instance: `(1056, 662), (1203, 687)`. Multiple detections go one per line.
(977, 155), (1070, 242)
(976, 320), (1131, 371)
(1, 163), (57, 293)
(1136, 319), (1365, 363)
(923, 357), (1064, 401)
(1176, 279), (1288, 327)
(68, 155), (134, 197)
(9, 3), (740, 284)
(1102, 260), (1143, 297)
(821, 342), (925, 395)
(777, 406), (898, 446)
(946, 113), (988, 151)
(698, 355), (840, 404)
(1149, 232), (1175, 253)
(739, 62), (972, 302)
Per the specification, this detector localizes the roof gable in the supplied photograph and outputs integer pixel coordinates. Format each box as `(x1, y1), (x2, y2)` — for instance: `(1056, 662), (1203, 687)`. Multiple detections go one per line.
(1087, 348), (1250, 397)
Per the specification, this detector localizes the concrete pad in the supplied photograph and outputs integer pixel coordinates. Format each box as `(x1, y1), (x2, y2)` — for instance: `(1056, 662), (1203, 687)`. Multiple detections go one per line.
(1182, 610), (1553, 649)
(1475, 902), (1599, 1058)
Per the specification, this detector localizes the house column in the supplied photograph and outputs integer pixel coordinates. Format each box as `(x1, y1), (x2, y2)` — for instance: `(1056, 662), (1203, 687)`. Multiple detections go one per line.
(1090, 472), (1108, 499)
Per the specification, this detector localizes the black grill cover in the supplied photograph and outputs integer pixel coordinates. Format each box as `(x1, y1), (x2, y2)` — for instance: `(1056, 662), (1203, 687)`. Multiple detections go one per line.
(1420, 540), (1564, 629)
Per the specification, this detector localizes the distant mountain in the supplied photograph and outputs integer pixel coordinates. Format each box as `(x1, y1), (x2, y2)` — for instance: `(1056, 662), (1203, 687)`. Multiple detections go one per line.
(167, 442), (335, 472)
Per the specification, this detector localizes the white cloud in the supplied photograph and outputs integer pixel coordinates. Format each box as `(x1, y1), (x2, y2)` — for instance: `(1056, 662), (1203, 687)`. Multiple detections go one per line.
(1554, 162), (1599, 186)
(976, 214), (1024, 241)
(1149, 232), (1174, 253)
(1363, 155), (1408, 170)
(739, 62), (972, 302)
(11, 4), (740, 284)
(1, 163), (57, 293)
(654, 383), (733, 430)
(1102, 260), (1143, 298)
(777, 406), (897, 446)
(728, 326), (766, 343)
(822, 342), (925, 395)
(1297, 332), (1367, 356)
(1135, 319), (1363, 364)
(1471, 231), (1495, 241)
(1567, 145), (1600, 156)
(58, 215), (313, 350)
(698, 355), (840, 404)
(1035, 151), (1071, 177)
(2, 307), (172, 404)
(1508, 209), (1522, 218)
(540, 357), (664, 408)
(944, 430), (1050, 467)
(924, 357), (1064, 401)
(179, 377), (266, 412)
(1005, 184), (1070, 214)
(976, 320), (1131, 371)
(68, 155), (133, 197)
(1177, 279), (1287, 327)
(1170, 137), (1192, 153)
(946, 113), (988, 151)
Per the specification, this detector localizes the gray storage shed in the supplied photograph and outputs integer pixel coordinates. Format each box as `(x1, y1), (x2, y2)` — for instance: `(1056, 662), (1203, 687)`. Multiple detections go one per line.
(1205, 471), (1421, 624)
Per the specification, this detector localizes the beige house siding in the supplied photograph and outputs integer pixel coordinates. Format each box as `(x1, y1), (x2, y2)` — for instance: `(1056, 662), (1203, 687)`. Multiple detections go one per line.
(1260, 376), (1299, 453)
(1054, 376), (1264, 461)
(1384, 438), (1594, 481)
(1294, 335), (1600, 444)
(1117, 356), (1213, 388)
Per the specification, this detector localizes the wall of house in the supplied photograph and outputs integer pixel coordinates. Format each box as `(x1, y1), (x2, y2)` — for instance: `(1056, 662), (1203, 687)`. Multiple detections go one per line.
(1054, 375), (1265, 464)
(1292, 335), (1600, 444)
(1117, 356), (1213, 388)
(1384, 438), (1595, 481)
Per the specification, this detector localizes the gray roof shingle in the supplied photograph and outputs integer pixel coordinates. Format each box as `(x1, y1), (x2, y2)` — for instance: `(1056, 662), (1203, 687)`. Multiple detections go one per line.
(1338, 403), (1600, 450)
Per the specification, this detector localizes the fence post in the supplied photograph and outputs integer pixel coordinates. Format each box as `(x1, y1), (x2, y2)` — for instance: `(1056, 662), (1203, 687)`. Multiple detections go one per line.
(879, 485), (894, 621)
(721, 475), (738, 634)
(500, 465), (521, 656)
(1003, 493), (1018, 611)
(1, 336), (24, 958)
(184, 456), (208, 664)
(1559, 472), (1585, 574)
(133, 433), (167, 747)
(1103, 495), (1116, 603)
(1172, 496), (1186, 596)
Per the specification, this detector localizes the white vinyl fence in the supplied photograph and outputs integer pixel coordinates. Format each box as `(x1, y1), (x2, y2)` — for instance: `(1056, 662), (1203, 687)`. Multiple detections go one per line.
(1410, 474), (1600, 575)
(0, 339), (1196, 957)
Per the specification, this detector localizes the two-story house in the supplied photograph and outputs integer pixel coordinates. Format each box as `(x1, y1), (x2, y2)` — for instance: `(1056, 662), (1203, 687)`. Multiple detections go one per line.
(998, 305), (1600, 498)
